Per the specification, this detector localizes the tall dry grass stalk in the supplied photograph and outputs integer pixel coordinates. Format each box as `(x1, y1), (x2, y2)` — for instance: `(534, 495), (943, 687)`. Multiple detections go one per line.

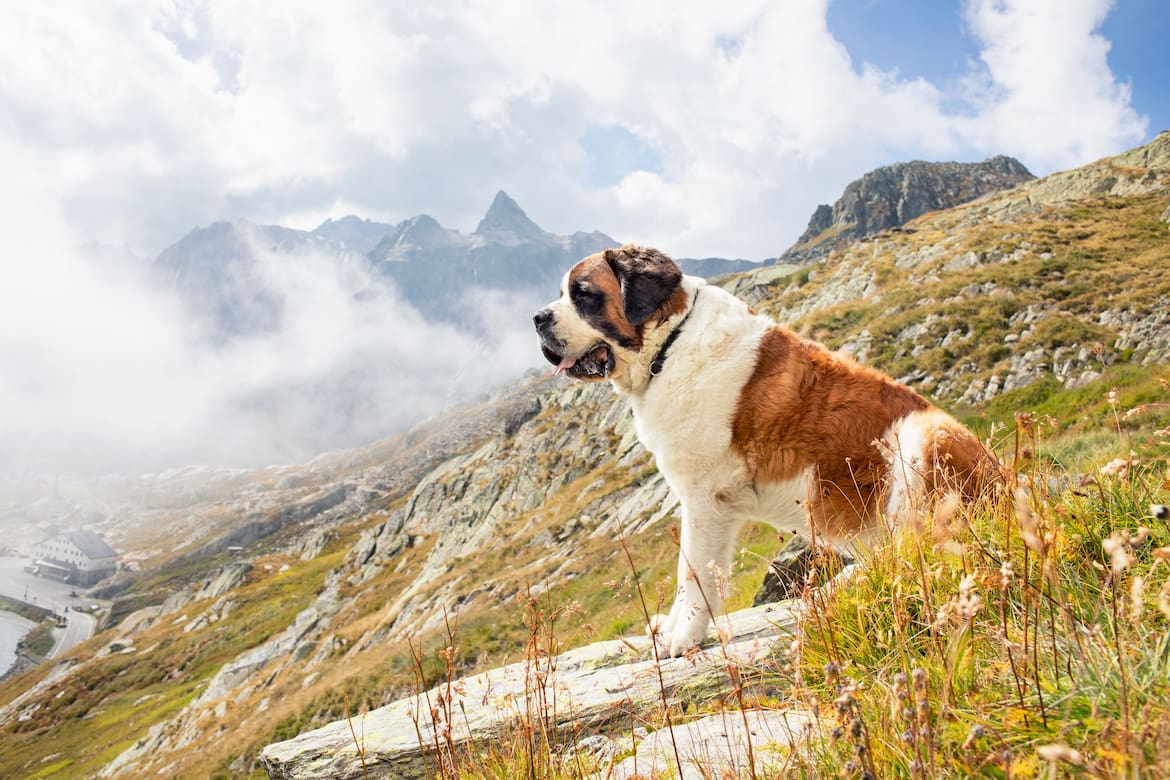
(398, 382), (1170, 778)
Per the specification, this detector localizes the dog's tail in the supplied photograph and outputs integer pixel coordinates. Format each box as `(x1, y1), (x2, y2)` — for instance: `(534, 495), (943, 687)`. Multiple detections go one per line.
(922, 415), (1006, 502)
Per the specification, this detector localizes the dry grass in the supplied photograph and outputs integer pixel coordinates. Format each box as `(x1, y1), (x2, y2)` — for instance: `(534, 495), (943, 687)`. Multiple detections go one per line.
(782, 403), (1170, 777)
(402, 380), (1170, 779)
(769, 193), (1170, 399)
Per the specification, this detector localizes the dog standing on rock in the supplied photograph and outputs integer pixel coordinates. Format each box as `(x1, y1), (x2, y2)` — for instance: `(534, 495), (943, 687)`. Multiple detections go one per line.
(534, 244), (1000, 658)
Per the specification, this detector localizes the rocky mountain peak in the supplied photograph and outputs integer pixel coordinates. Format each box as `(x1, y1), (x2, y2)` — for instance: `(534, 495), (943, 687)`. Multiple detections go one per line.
(311, 215), (398, 254)
(393, 214), (452, 249)
(361, 196), (614, 325)
(1114, 127), (1170, 171)
(778, 156), (1035, 265)
(474, 190), (545, 238)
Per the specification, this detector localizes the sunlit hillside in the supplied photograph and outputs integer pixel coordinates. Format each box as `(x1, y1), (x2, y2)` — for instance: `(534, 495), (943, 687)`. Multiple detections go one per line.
(1, 132), (1168, 779)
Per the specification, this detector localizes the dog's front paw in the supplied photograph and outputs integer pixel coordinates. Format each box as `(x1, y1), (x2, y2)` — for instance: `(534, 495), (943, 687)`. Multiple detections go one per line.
(647, 613), (675, 658)
(648, 609), (708, 658)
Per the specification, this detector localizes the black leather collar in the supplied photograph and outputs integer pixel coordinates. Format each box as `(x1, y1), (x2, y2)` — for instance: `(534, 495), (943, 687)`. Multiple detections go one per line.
(649, 289), (699, 378)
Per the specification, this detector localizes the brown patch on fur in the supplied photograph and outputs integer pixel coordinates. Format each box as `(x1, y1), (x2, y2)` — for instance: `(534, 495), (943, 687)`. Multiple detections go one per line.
(649, 283), (690, 328)
(731, 326), (935, 538)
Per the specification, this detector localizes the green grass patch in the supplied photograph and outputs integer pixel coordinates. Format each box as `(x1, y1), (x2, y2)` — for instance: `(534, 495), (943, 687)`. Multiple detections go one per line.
(782, 425), (1170, 777)
(22, 622), (55, 657)
(25, 758), (73, 779)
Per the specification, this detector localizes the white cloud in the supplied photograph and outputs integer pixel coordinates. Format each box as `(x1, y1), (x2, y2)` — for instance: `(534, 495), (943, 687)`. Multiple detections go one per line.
(0, 229), (541, 474)
(1, 0), (1149, 258)
(958, 0), (1147, 170)
(0, 0), (1152, 473)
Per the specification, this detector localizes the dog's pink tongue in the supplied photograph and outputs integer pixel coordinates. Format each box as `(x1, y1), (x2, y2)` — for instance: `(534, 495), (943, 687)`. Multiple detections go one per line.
(553, 356), (576, 376)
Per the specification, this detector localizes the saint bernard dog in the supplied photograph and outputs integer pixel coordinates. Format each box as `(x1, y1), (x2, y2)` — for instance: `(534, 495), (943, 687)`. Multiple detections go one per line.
(534, 244), (1001, 658)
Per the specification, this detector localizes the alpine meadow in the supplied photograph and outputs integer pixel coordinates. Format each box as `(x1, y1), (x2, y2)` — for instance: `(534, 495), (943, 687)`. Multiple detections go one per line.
(2, 130), (1169, 778)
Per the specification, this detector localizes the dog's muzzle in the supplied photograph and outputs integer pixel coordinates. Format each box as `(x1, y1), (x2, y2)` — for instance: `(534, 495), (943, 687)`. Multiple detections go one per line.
(533, 307), (613, 378)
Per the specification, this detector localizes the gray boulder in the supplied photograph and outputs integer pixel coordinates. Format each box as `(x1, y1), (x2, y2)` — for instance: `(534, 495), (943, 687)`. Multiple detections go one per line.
(260, 602), (801, 779)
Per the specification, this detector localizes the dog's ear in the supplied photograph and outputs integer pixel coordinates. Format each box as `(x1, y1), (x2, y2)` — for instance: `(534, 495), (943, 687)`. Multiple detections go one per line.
(605, 245), (682, 326)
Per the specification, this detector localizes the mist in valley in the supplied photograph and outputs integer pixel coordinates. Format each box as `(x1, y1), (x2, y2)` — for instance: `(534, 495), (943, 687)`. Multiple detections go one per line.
(0, 231), (547, 483)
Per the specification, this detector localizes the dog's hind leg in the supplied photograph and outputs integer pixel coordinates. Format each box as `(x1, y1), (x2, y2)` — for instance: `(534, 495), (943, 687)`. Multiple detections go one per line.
(883, 409), (1002, 518)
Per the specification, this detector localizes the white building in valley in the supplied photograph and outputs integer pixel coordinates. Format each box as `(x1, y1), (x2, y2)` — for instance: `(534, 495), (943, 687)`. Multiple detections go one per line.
(31, 531), (118, 586)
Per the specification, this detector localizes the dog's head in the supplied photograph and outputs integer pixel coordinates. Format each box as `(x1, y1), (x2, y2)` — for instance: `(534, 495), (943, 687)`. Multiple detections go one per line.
(533, 244), (686, 384)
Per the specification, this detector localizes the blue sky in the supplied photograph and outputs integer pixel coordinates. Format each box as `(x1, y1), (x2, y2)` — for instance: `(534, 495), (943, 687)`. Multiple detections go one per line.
(827, 0), (1168, 147)
(1098, 0), (1170, 135)
(830, 2), (984, 87)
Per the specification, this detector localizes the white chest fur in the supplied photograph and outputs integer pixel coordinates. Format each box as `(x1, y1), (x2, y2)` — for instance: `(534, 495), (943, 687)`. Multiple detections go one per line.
(626, 282), (811, 534)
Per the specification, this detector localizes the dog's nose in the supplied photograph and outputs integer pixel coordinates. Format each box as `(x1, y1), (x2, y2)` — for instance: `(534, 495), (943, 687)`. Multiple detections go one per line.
(533, 308), (554, 329)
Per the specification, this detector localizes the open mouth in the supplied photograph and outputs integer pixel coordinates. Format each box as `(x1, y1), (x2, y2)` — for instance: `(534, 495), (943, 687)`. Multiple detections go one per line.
(541, 342), (615, 379)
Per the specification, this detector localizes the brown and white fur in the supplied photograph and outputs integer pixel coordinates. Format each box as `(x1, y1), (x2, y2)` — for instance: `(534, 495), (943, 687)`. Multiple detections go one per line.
(534, 244), (1000, 658)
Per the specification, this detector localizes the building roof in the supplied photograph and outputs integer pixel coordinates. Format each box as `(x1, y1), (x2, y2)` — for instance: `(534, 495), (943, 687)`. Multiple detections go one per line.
(61, 530), (117, 559)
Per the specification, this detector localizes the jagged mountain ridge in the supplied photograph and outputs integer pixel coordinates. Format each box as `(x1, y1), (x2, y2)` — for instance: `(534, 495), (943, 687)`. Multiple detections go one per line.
(777, 155), (1036, 265)
(366, 191), (617, 322)
(3, 132), (1169, 777)
(311, 215), (401, 255)
(155, 191), (762, 338)
(153, 191), (620, 337)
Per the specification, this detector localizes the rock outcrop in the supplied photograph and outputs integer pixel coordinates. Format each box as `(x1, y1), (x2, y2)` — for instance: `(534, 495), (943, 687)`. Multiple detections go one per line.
(260, 601), (805, 779)
(777, 156), (1035, 265)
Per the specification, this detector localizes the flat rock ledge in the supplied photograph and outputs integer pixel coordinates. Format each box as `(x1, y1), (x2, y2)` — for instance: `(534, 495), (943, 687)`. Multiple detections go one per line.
(260, 601), (812, 779)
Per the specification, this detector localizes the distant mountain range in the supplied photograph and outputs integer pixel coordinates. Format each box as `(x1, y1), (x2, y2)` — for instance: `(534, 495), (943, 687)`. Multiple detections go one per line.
(153, 191), (615, 337)
(153, 154), (1035, 340)
(152, 192), (773, 338)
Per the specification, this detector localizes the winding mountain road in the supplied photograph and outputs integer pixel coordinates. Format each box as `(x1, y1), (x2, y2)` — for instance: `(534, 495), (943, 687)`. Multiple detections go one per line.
(50, 609), (96, 658)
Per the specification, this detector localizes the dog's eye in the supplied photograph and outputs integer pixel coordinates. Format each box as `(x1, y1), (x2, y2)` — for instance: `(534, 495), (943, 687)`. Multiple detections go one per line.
(571, 283), (604, 314)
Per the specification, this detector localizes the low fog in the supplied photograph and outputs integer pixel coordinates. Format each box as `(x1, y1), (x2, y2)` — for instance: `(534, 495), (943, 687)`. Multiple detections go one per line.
(0, 232), (548, 476)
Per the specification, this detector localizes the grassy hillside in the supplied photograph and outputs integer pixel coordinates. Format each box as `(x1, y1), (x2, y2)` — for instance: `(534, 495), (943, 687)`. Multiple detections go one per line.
(1, 136), (1168, 778)
(816, 463), (1169, 778)
(786, 194), (1169, 398)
